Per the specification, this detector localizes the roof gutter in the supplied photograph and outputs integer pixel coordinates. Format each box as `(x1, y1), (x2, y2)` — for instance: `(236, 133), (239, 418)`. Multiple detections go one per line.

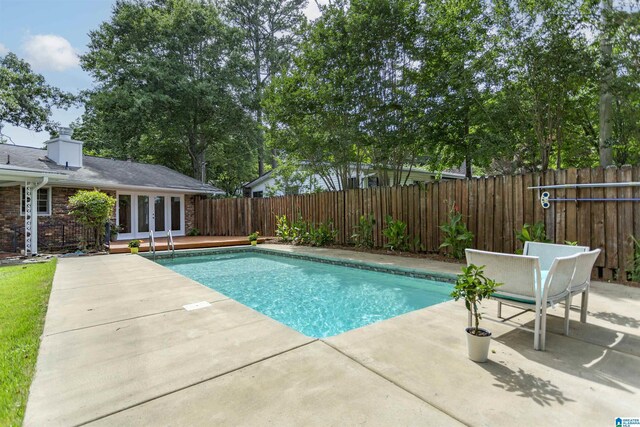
(0, 166), (67, 181)
(50, 181), (223, 195)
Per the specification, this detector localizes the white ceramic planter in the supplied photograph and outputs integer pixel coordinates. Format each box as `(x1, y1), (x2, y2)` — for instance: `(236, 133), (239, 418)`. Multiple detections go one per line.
(465, 327), (492, 362)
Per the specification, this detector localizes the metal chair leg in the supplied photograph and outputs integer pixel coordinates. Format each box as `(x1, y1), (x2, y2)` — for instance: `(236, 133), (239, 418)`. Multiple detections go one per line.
(580, 290), (589, 323)
(564, 295), (572, 336)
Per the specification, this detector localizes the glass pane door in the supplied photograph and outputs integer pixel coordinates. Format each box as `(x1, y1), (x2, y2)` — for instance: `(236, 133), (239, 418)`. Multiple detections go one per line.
(154, 196), (166, 232)
(118, 195), (132, 234)
(171, 196), (181, 231)
(138, 195), (149, 233)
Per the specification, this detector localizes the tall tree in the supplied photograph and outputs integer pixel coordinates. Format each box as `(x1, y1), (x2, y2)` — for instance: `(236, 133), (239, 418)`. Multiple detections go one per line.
(488, 0), (596, 172)
(81, 0), (258, 192)
(223, 0), (306, 175)
(0, 52), (74, 142)
(415, 0), (494, 178)
(599, 0), (615, 166)
(264, 1), (368, 190)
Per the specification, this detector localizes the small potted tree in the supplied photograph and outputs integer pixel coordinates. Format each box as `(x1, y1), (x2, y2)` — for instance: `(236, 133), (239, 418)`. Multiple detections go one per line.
(248, 231), (260, 246)
(128, 239), (141, 254)
(451, 264), (501, 362)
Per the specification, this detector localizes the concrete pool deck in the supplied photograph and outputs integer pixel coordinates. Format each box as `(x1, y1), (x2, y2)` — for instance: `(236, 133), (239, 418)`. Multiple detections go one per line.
(25, 245), (640, 426)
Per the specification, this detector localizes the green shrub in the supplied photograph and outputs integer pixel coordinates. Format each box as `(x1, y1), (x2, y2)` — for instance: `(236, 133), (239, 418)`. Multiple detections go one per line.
(275, 214), (338, 247)
(67, 190), (116, 249)
(383, 215), (410, 251)
(291, 215), (309, 245)
(515, 221), (550, 253)
(308, 220), (338, 246)
(351, 214), (376, 248)
(439, 203), (474, 259)
(275, 215), (292, 242)
(187, 227), (200, 236)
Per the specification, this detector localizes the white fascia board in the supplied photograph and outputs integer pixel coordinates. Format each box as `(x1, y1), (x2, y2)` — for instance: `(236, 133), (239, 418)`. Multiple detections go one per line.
(51, 181), (222, 195)
(0, 167), (67, 182)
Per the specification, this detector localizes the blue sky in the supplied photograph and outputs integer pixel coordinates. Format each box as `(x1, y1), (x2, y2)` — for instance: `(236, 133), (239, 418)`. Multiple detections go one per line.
(0, 0), (323, 147)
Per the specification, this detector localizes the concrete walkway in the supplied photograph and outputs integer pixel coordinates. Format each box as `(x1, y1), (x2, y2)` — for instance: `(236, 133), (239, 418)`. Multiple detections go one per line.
(25, 245), (640, 426)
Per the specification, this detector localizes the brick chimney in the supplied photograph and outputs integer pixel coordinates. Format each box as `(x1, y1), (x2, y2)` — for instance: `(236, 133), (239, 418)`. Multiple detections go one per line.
(45, 127), (83, 168)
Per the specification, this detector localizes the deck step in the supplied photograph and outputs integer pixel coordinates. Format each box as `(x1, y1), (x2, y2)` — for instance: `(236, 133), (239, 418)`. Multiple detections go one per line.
(108, 237), (266, 254)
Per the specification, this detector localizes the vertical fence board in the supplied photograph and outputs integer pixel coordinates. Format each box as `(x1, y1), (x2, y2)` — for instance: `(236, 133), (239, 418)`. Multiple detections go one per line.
(476, 179), (486, 251)
(619, 166), (633, 282)
(493, 177), (504, 252)
(577, 168), (592, 249)
(503, 175), (514, 254)
(543, 170), (556, 243)
(565, 168), (578, 243)
(591, 168), (606, 270)
(555, 169), (567, 244)
(604, 168), (618, 279)
(513, 174), (524, 252)
(485, 177), (495, 252)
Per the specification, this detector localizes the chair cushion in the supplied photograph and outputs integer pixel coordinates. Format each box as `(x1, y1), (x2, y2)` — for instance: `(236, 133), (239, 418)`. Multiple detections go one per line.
(494, 293), (536, 304)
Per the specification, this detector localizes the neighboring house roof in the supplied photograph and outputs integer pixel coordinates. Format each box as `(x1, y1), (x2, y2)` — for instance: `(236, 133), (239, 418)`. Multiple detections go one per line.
(243, 164), (465, 189)
(0, 144), (223, 194)
(244, 169), (276, 188)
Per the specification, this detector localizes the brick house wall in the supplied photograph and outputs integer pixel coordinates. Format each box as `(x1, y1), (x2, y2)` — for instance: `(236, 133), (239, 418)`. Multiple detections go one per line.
(185, 194), (197, 233)
(0, 186), (116, 253)
(1, 187), (200, 253)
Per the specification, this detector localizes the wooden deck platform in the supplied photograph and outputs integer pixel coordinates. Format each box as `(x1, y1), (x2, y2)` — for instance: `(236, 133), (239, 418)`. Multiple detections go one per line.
(108, 236), (267, 254)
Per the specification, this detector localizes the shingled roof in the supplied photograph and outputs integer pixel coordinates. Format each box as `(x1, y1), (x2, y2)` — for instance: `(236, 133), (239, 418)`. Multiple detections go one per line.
(0, 144), (222, 194)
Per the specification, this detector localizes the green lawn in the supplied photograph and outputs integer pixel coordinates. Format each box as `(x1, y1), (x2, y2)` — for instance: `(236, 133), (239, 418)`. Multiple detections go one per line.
(0, 260), (56, 427)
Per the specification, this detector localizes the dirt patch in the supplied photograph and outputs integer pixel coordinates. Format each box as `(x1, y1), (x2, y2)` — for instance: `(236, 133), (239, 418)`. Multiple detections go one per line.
(262, 238), (465, 265)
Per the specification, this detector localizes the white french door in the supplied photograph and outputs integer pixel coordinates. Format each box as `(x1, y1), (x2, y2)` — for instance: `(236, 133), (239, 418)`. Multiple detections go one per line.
(116, 192), (185, 240)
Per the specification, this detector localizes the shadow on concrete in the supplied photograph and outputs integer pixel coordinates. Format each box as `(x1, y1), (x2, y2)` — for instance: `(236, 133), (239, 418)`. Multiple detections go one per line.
(480, 361), (574, 406)
(494, 317), (640, 392)
(590, 311), (640, 329)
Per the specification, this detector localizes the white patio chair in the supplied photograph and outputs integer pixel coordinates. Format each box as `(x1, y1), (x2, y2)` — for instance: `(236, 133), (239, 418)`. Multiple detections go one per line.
(523, 241), (588, 270)
(563, 249), (601, 334)
(465, 249), (579, 351)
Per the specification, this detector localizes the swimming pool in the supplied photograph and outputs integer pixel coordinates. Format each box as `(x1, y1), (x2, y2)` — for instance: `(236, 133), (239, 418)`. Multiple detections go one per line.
(157, 250), (453, 338)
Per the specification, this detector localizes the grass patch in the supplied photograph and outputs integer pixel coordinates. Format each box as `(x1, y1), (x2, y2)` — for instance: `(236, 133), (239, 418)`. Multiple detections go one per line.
(0, 260), (56, 426)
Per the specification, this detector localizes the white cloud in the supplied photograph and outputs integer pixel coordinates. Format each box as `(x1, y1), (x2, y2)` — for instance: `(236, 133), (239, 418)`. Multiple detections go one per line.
(0, 42), (8, 55)
(23, 34), (79, 71)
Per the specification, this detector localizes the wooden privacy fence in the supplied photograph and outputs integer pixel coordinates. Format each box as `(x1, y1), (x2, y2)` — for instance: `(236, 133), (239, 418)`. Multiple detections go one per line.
(195, 165), (640, 283)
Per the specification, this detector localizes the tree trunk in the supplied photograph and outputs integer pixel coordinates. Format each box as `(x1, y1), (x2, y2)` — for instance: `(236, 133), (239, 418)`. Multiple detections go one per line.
(255, 27), (265, 176)
(599, 0), (614, 166)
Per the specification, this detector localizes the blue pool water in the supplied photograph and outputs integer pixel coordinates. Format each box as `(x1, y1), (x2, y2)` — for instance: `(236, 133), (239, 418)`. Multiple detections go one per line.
(157, 252), (453, 338)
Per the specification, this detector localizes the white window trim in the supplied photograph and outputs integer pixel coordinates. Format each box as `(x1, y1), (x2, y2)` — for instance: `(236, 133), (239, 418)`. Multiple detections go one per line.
(20, 186), (52, 217)
(115, 191), (186, 240)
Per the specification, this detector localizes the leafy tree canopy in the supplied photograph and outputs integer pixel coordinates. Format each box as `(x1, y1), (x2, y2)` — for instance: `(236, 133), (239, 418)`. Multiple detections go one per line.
(0, 52), (74, 142)
(79, 0), (258, 194)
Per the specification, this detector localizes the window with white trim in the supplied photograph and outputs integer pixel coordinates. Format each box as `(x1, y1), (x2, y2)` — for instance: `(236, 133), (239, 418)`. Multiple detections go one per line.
(20, 187), (52, 216)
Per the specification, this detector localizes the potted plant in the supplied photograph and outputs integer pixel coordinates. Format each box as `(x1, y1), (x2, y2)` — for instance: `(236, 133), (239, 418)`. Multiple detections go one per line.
(248, 231), (260, 246)
(128, 239), (141, 254)
(451, 264), (501, 362)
